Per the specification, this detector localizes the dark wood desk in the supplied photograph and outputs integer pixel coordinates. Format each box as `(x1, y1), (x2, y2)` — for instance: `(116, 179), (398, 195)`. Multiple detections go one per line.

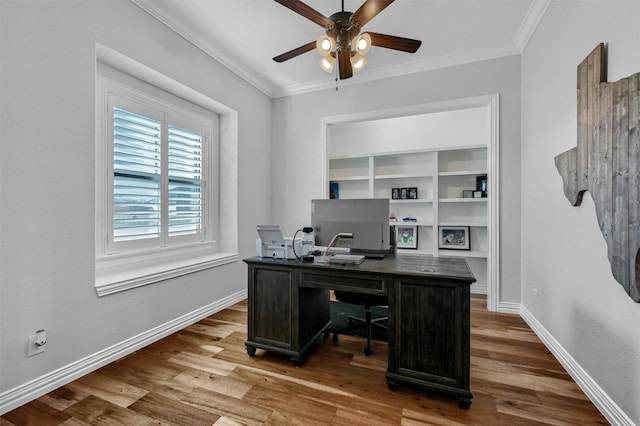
(243, 255), (476, 407)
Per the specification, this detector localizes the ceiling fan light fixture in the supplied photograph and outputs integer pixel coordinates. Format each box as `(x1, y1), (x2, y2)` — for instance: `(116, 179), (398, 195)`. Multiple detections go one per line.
(353, 33), (372, 55)
(272, 0), (422, 81)
(350, 53), (367, 72)
(316, 35), (336, 56)
(319, 54), (336, 73)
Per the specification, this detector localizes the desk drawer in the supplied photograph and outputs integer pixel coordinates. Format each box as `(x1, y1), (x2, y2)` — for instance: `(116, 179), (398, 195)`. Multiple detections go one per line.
(300, 271), (387, 295)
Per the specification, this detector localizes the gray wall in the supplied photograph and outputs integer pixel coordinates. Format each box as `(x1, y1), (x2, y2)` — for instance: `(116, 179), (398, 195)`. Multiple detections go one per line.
(8, 0), (638, 422)
(0, 0), (271, 398)
(521, 1), (640, 422)
(272, 56), (522, 305)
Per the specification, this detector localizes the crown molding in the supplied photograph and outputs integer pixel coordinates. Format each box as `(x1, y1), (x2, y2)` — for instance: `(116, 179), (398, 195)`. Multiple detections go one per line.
(131, 0), (278, 98)
(132, 0), (550, 99)
(514, 0), (552, 51)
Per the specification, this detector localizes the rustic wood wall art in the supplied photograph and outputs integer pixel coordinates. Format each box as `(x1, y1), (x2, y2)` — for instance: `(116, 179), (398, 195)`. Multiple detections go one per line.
(555, 43), (640, 302)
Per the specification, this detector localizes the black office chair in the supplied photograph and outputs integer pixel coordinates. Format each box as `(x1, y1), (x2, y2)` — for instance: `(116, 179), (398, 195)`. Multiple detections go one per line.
(331, 291), (388, 356)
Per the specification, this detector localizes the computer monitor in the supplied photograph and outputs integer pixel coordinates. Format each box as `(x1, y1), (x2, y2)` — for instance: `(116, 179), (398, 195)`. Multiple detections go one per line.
(311, 199), (392, 255)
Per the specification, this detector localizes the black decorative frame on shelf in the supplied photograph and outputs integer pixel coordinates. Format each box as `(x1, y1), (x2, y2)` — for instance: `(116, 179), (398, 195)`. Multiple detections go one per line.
(476, 175), (487, 197)
(396, 225), (418, 249)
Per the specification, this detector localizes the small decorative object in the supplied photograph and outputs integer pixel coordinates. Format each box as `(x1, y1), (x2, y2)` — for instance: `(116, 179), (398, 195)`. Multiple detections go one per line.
(400, 188), (408, 199)
(330, 182), (339, 199)
(396, 225), (418, 249)
(402, 217), (417, 222)
(476, 175), (487, 197)
(473, 191), (483, 198)
(439, 226), (470, 250)
(392, 188), (400, 199)
(389, 213), (397, 222)
(408, 187), (418, 199)
(462, 190), (473, 198)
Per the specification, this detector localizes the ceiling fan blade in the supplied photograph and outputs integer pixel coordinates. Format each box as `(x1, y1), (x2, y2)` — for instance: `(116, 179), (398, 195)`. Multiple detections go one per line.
(274, 0), (332, 27)
(338, 47), (353, 80)
(367, 32), (422, 53)
(273, 41), (316, 62)
(351, 0), (394, 27)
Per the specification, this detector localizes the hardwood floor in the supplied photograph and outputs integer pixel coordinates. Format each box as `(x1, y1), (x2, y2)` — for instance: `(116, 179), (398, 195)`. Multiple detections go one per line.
(2, 295), (608, 425)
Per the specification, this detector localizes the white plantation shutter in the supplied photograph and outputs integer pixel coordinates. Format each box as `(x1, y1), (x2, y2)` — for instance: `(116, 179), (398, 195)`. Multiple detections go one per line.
(105, 96), (211, 251)
(168, 125), (203, 237)
(113, 107), (162, 242)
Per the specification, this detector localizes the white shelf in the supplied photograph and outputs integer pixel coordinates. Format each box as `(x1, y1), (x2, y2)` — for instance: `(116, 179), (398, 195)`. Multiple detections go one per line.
(397, 249), (434, 256)
(438, 170), (486, 177)
(439, 221), (487, 227)
(437, 250), (487, 259)
(376, 173), (433, 180)
(391, 221), (432, 226)
(390, 199), (433, 204)
(439, 197), (487, 203)
(329, 175), (369, 181)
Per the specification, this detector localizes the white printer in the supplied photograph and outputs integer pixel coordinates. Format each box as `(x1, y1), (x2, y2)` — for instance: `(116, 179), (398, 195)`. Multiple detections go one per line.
(255, 225), (296, 259)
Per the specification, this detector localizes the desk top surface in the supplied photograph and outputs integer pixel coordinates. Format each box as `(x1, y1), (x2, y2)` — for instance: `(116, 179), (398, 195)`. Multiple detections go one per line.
(244, 255), (476, 284)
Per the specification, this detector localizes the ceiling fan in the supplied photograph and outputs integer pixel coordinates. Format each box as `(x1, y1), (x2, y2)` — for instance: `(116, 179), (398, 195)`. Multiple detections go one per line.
(273, 0), (422, 80)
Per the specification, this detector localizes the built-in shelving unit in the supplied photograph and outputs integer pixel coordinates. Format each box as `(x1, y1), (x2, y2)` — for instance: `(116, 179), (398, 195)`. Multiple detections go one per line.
(328, 146), (489, 293)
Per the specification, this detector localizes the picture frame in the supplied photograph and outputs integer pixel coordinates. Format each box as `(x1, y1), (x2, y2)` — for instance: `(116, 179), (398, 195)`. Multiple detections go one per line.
(408, 187), (418, 199)
(330, 181), (339, 199)
(438, 226), (470, 250)
(392, 187), (400, 199)
(476, 175), (487, 196)
(396, 225), (418, 249)
(400, 188), (408, 199)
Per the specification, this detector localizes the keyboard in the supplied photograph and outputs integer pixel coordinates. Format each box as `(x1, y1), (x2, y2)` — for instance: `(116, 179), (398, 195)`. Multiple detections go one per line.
(327, 254), (365, 265)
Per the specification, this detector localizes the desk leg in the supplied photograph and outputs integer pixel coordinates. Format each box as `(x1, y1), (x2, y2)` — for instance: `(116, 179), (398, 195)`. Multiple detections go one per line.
(458, 397), (472, 409)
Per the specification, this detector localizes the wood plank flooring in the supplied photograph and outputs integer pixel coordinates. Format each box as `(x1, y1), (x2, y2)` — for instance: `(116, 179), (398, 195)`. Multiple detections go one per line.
(1, 295), (608, 425)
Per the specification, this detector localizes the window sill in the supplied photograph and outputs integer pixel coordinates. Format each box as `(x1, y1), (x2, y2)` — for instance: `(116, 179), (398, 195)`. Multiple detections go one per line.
(95, 250), (239, 297)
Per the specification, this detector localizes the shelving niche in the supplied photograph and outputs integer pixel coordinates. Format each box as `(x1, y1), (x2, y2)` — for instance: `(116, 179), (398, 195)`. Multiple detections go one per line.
(328, 146), (488, 293)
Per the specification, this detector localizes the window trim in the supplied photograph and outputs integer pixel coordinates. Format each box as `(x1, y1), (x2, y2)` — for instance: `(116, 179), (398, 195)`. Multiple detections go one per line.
(95, 44), (238, 297)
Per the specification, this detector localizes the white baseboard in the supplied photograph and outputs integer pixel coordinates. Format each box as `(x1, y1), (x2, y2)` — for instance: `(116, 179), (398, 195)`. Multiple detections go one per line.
(519, 305), (634, 426)
(497, 301), (520, 314)
(0, 290), (247, 415)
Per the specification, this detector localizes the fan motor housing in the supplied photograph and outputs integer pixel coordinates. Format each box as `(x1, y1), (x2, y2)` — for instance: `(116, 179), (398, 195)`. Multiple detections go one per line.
(327, 11), (360, 48)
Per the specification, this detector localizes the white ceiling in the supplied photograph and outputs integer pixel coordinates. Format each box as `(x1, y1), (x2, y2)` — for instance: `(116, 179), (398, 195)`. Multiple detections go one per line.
(133, 0), (550, 98)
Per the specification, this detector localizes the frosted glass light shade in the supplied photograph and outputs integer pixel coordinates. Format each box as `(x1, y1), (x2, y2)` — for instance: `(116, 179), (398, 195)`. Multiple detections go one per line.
(319, 55), (336, 73)
(353, 33), (371, 55)
(316, 35), (336, 56)
(351, 53), (367, 72)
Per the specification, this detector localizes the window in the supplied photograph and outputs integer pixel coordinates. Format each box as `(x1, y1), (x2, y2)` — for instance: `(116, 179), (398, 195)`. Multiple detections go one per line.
(95, 50), (237, 297)
(113, 107), (205, 242)
(106, 95), (211, 253)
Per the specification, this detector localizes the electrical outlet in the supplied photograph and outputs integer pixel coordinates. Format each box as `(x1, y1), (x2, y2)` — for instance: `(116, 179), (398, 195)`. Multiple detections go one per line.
(533, 288), (539, 304)
(28, 330), (46, 357)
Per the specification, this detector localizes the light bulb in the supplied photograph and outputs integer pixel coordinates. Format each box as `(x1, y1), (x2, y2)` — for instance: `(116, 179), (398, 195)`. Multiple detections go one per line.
(316, 35), (336, 56)
(352, 33), (372, 55)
